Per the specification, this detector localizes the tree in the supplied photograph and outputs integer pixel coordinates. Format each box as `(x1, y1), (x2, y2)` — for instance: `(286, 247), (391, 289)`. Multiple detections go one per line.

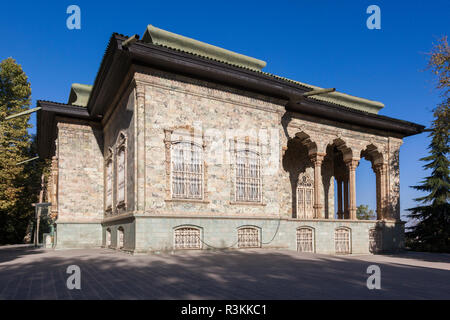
(406, 36), (450, 253)
(356, 204), (376, 220)
(0, 57), (40, 244)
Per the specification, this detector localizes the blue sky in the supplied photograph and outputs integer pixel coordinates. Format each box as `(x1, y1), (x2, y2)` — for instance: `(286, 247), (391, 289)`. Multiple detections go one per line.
(1, 0), (449, 220)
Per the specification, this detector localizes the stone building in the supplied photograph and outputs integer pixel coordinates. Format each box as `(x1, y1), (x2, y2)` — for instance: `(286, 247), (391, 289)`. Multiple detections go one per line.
(36, 25), (424, 254)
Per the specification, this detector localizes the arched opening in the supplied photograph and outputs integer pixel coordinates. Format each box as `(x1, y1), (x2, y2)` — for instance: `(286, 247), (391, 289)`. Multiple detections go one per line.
(356, 157), (376, 220)
(282, 132), (316, 219)
(359, 144), (384, 220)
(326, 138), (353, 219)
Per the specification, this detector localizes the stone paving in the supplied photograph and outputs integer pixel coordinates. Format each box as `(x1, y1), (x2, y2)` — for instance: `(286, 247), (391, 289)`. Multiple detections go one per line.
(0, 245), (449, 299)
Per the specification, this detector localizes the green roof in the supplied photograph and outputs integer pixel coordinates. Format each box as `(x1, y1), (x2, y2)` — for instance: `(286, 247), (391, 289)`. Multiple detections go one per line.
(68, 83), (92, 107)
(142, 25), (384, 114)
(142, 24), (267, 71)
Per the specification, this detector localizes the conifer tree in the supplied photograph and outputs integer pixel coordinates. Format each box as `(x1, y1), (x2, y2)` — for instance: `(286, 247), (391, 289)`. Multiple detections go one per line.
(407, 37), (450, 252)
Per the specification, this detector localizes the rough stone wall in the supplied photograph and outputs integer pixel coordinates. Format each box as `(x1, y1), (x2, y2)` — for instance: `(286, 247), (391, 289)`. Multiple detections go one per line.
(134, 68), (286, 218)
(125, 68), (403, 223)
(56, 117), (104, 223)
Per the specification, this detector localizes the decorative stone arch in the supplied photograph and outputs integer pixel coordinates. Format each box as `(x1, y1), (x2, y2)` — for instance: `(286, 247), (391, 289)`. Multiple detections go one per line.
(360, 143), (387, 220)
(117, 226), (124, 249)
(173, 225), (202, 250)
(294, 131), (327, 219)
(329, 137), (354, 162)
(294, 131), (319, 155)
(237, 225), (261, 248)
(296, 226), (315, 252)
(334, 226), (351, 254)
(327, 138), (360, 220)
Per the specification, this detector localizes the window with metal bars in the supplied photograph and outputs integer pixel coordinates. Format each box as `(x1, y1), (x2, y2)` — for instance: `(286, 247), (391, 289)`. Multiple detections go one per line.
(296, 227), (314, 252)
(335, 228), (351, 254)
(235, 150), (262, 202)
(297, 173), (314, 219)
(174, 227), (201, 249)
(238, 227), (261, 248)
(105, 159), (113, 210)
(171, 142), (203, 199)
(116, 147), (126, 205)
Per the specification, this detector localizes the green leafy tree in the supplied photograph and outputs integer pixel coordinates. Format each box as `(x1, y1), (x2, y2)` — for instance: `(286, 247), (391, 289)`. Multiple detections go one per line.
(0, 57), (41, 244)
(406, 37), (450, 252)
(356, 204), (375, 220)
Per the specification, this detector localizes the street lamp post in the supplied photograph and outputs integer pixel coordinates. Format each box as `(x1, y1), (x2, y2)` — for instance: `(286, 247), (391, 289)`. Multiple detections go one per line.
(32, 202), (51, 247)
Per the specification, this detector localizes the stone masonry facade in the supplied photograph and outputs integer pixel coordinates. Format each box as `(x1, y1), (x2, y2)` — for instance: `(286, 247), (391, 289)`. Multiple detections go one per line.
(51, 66), (405, 254)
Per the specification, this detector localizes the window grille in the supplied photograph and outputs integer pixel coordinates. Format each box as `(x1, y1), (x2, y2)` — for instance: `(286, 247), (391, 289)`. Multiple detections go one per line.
(174, 227), (201, 249)
(335, 228), (351, 254)
(238, 227), (260, 248)
(369, 228), (382, 253)
(117, 227), (124, 249)
(117, 147), (126, 204)
(105, 160), (113, 210)
(171, 142), (203, 199)
(297, 227), (314, 252)
(297, 174), (314, 219)
(235, 150), (262, 202)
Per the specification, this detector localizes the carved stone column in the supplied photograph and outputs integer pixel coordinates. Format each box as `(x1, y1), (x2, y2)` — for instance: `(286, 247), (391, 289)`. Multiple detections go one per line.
(345, 159), (359, 220)
(135, 83), (146, 212)
(337, 178), (343, 219)
(373, 163), (388, 220)
(310, 153), (325, 219)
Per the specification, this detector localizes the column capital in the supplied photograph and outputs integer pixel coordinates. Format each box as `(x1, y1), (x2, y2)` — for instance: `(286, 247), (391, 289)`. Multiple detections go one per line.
(345, 158), (359, 170)
(373, 162), (387, 173)
(309, 152), (326, 165)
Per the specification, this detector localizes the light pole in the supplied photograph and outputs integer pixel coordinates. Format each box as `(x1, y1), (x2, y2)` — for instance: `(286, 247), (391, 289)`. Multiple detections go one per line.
(32, 202), (51, 247)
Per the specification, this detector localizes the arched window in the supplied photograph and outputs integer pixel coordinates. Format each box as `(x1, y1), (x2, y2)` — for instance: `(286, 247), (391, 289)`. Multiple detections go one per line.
(116, 133), (127, 208)
(174, 227), (201, 249)
(171, 142), (203, 199)
(117, 227), (124, 249)
(105, 148), (113, 212)
(297, 173), (314, 219)
(237, 227), (261, 248)
(235, 150), (262, 202)
(369, 228), (382, 253)
(335, 227), (351, 254)
(296, 227), (314, 252)
(106, 228), (111, 247)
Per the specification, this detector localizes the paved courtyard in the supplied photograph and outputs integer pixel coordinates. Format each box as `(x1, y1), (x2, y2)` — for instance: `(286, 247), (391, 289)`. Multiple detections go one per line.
(0, 245), (449, 299)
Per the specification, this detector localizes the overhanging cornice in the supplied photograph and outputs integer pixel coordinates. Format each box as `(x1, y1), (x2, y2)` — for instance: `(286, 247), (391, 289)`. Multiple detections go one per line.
(87, 34), (424, 138)
(36, 100), (100, 158)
